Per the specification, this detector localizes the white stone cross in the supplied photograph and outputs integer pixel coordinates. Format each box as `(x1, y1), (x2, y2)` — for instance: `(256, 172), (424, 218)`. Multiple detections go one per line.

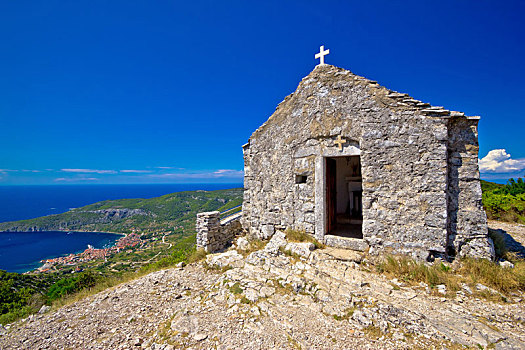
(334, 135), (346, 151)
(315, 45), (330, 65)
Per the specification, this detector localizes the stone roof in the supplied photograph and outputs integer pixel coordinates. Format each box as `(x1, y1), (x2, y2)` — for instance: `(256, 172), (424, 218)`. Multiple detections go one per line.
(248, 64), (478, 143)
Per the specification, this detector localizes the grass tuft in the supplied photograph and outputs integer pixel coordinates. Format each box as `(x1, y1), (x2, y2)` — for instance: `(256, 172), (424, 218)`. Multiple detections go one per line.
(363, 325), (384, 340)
(332, 307), (356, 321)
(458, 258), (525, 294)
(52, 270), (145, 309)
(279, 246), (301, 260)
(239, 238), (268, 257)
(229, 282), (243, 295)
(376, 254), (525, 300)
(203, 263), (232, 273)
(284, 228), (325, 249)
(187, 248), (207, 264)
(377, 255), (457, 290)
(240, 296), (252, 304)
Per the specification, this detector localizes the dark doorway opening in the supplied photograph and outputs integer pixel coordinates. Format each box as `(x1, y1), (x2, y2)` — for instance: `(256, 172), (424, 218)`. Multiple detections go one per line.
(326, 156), (363, 239)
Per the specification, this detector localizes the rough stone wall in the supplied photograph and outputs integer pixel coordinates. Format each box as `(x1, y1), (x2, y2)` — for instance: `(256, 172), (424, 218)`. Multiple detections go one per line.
(447, 117), (494, 259)
(360, 112), (449, 259)
(242, 64), (493, 260)
(196, 211), (242, 253)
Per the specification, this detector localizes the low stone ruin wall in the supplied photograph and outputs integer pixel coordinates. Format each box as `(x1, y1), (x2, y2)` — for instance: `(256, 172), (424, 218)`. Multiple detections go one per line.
(196, 211), (242, 253)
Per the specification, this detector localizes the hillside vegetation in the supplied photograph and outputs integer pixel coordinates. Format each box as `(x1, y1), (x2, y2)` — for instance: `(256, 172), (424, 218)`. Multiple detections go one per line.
(0, 188), (243, 234)
(481, 178), (525, 224)
(0, 271), (56, 325)
(0, 188), (243, 324)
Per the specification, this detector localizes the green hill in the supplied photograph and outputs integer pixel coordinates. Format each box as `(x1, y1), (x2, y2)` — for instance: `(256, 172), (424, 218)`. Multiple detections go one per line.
(0, 188), (243, 234)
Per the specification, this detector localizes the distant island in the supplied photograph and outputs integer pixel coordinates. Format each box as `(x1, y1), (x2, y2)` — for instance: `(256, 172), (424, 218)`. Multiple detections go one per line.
(0, 188), (243, 234)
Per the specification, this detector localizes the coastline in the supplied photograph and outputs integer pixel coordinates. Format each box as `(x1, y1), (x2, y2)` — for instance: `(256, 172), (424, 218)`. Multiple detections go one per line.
(35, 231), (143, 274)
(45, 229), (126, 236)
(0, 228), (127, 236)
(0, 230), (135, 274)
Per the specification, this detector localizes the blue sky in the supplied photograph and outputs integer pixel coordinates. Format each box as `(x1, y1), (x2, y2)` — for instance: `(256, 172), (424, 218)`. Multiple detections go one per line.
(0, 1), (523, 185)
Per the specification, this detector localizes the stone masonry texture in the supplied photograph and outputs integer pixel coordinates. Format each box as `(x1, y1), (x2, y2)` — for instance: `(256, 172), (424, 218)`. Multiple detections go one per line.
(196, 211), (241, 253)
(240, 64), (494, 260)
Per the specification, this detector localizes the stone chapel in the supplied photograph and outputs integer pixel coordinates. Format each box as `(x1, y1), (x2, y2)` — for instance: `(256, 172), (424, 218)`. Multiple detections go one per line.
(240, 59), (494, 261)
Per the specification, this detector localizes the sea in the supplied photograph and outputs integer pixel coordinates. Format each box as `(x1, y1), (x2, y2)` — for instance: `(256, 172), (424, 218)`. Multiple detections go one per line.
(0, 183), (242, 273)
(0, 231), (122, 273)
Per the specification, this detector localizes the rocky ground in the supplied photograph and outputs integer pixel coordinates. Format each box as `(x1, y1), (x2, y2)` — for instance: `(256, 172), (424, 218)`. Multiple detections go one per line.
(1, 229), (524, 349)
(489, 220), (525, 258)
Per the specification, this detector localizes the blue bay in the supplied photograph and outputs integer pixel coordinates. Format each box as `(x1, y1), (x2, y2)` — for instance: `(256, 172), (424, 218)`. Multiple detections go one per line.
(0, 231), (122, 273)
(0, 184), (242, 273)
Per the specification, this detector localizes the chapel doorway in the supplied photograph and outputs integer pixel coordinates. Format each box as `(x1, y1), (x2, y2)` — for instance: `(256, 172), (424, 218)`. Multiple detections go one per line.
(326, 156), (363, 238)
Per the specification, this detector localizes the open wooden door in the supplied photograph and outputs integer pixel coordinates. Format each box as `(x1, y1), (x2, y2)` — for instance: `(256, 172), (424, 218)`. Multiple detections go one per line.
(326, 158), (336, 234)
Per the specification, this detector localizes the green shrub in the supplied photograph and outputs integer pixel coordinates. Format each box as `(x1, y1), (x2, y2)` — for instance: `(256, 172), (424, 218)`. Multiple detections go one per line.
(481, 179), (525, 224)
(0, 281), (34, 315)
(0, 270), (56, 324)
(46, 271), (97, 301)
(0, 305), (34, 325)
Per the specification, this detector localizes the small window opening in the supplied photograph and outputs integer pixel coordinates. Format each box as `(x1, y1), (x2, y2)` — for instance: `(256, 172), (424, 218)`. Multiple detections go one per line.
(295, 175), (308, 184)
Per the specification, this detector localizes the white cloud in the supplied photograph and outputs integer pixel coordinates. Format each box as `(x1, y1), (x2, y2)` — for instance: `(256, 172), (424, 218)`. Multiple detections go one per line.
(148, 169), (244, 179)
(0, 169), (43, 173)
(148, 173), (202, 179)
(120, 170), (152, 173)
(61, 168), (118, 174)
(155, 166), (185, 170)
(55, 177), (99, 182)
(213, 169), (244, 177)
(479, 149), (525, 173)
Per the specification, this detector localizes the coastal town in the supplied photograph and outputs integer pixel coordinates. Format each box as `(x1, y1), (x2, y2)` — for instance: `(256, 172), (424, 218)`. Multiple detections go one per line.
(37, 233), (143, 273)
